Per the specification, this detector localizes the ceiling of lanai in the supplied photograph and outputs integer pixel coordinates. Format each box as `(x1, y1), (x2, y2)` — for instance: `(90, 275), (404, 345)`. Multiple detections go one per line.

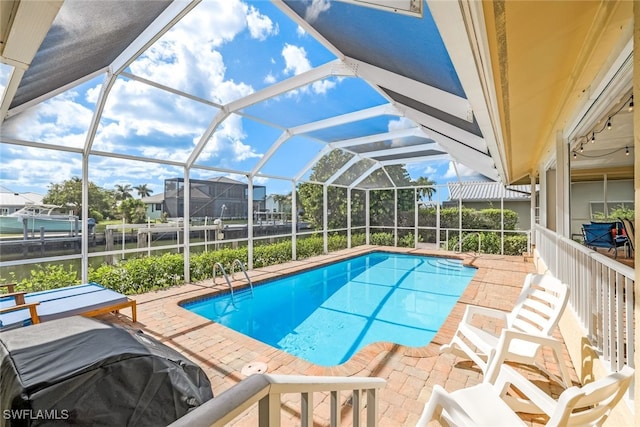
(0, 1), (634, 188)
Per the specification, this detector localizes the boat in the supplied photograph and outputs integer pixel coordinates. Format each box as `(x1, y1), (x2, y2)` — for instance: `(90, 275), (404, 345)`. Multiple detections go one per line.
(0, 204), (78, 234)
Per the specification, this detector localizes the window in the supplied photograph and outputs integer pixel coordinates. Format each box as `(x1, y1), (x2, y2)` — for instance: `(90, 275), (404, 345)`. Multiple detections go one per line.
(589, 201), (634, 219)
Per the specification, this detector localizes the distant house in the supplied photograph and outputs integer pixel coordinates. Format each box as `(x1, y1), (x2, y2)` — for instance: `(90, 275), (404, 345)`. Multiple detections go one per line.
(0, 186), (44, 215)
(444, 181), (537, 230)
(162, 177), (266, 219)
(141, 193), (165, 221)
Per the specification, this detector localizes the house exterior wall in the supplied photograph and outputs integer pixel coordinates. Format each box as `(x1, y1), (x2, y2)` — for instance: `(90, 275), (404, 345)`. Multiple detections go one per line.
(145, 203), (164, 221)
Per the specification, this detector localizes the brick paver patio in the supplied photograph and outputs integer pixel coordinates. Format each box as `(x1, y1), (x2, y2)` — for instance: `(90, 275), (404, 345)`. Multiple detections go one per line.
(102, 246), (577, 426)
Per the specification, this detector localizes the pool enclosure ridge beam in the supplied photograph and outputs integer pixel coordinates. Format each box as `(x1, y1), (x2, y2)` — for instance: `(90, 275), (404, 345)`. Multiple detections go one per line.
(324, 156), (361, 186)
(187, 109), (230, 168)
(250, 131), (291, 177)
(349, 164), (382, 189)
(345, 56), (473, 123)
(294, 145), (333, 182)
(0, 0), (63, 124)
(83, 71), (117, 155)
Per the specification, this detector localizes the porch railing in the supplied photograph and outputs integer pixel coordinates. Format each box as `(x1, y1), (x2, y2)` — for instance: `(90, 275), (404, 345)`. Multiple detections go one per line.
(168, 374), (386, 427)
(534, 225), (635, 386)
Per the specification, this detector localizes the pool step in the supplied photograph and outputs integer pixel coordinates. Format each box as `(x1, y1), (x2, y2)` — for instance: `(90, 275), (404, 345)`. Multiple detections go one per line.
(427, 258), (465, 271)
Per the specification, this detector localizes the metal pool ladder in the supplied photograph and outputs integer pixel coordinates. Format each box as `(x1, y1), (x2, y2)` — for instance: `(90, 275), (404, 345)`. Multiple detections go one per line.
(213, 262), (235, 301)
(231, 259), (253, 297)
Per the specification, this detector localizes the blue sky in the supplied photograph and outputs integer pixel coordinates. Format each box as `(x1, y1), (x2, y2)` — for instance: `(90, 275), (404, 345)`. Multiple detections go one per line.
(0, 0), (484, 200)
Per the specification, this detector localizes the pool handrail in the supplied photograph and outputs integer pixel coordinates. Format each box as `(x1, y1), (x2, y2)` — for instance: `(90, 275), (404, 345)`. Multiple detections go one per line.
(213, 262), (234, 302)
(231, 259), (253, 297)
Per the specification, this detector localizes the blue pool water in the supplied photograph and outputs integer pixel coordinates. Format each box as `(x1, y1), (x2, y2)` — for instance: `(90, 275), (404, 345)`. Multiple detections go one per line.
(182, 252), (476, 366)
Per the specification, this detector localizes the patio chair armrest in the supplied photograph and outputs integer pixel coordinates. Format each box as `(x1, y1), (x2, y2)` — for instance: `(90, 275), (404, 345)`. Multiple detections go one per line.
(0, 283), (17, 293)
(493, 364), (557, 416)
(416, 385), (477, 427)
(461, 304), (509, 324)
(1, 291), (27, 305)
(0, 302), (41, 324)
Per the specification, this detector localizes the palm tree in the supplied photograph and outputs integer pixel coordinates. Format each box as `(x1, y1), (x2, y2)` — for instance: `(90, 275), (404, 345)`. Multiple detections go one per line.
(134, 184), (153, 198)
(114, 184), (133, 201)
(414, 177), (437, 202)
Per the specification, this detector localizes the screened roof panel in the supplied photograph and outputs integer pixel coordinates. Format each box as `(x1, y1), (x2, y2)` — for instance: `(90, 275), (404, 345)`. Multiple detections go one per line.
(283, 0), (465, 97)
(333, 158), (376, 187)
(191, 113), (283, 172)
(10, 0), (173, 110)
(0, 0), (509, 196)
(303, 149), (355, 183)
(239, 77), (388, 129)
(382, 87), (482, 137)
(2, 75), (105, 150)
(358, 168), (393, 189)
(372, 150), (443, 162)
(347, 135), (436, 154)
(302, 115), (402, 142)
(94, 76), (218, 162)
(257, 135), (325, 179)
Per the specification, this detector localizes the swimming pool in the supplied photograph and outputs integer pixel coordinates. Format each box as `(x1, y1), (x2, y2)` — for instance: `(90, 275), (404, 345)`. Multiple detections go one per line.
(182, 252), (476, 366)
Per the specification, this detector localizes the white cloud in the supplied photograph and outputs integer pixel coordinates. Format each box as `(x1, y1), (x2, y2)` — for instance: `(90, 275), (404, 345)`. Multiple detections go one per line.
(443, 162), (481, 179)
(247, 5), (278, 41)
(388, 117), (415, 132)
(423, 165), (438, 175)
(282, 44), (311, 76)
(305, 0), (331, 23)
(264, 72), (276, 84)
(3, 91), (94, 148)
(281, 44), (336, 96)
(296, 25), (307, 37)
(197, 115), (261, 165)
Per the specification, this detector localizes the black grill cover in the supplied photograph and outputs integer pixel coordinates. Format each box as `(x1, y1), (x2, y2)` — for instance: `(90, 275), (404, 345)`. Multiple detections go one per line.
(0, 316), (213, 426)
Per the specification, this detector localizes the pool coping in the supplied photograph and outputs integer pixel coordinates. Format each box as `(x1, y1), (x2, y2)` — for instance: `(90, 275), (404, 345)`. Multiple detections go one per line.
(151, 246), (499, 378)
(178, 249), (474, 308)
(177, 249), (476, 367)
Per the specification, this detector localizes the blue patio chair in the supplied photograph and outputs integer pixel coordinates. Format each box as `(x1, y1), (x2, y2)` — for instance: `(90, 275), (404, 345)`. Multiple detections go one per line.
(0, 282), (136, 330)
(582, 222), (628, 259)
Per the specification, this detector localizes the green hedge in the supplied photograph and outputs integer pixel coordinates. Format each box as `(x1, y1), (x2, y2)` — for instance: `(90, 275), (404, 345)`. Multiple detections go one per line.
(4, 230), (528, 296)
(446, 232), (528, 255)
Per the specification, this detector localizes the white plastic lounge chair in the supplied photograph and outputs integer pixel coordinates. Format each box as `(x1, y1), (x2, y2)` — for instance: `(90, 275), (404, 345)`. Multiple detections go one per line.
(0, 282), (136, 330)
(440, 273), (571, 386)
(416, 364), (634, 427)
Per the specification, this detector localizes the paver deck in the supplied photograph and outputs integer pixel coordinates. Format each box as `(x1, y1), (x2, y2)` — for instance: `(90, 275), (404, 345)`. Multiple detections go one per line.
(101, 245), (577, 426)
